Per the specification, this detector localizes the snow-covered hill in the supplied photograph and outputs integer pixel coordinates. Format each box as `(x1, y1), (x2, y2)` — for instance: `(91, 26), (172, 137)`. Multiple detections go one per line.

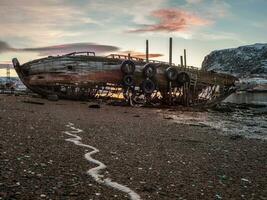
(202, 43), (267, 78)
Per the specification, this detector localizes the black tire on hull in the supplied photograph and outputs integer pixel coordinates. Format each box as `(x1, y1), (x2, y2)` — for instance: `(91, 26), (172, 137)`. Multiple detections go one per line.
(123, 75), (135, 87)
(143, 63), (157, 78)
(141, 79), (156, 94)
(177, 72), (190, 85)
(165, 67), (178, 81)
(121, 60), (135, 74)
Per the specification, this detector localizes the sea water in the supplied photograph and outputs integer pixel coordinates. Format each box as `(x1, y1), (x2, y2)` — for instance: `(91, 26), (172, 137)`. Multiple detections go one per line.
(224, 92), (267, 105)
(162, 91), (267, 140)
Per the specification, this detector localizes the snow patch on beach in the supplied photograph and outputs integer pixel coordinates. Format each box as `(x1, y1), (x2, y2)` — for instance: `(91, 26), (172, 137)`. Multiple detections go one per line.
(64, 122), (141, 200)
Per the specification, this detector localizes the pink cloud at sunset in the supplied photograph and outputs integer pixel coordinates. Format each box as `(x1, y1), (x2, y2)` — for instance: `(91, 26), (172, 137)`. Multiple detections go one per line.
(120, 51), (163, 59)
(129, 9), (212, 33)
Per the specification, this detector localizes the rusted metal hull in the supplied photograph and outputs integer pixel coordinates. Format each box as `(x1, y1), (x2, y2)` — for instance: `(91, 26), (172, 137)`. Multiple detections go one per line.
(12, 53), (238, 106)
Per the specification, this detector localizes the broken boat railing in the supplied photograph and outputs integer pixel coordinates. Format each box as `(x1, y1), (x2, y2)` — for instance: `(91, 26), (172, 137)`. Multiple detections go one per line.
(106, 54), (175, 66)
(65, 51), (96, 57)
(106, 54), (146, 62)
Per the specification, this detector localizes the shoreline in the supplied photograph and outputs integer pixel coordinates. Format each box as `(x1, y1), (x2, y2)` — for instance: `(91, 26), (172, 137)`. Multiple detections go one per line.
(0, 94), (266, 199)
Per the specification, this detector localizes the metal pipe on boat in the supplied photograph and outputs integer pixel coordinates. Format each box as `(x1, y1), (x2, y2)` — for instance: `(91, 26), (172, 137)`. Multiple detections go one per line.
(169, 37), (172, 65)
(146, 40), (149, 63)
(180, 56), (184, 68)
(184, 49), (187, 68)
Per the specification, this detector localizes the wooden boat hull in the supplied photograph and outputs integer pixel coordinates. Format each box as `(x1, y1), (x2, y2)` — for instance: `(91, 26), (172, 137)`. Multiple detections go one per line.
(12, 53), (238, 106)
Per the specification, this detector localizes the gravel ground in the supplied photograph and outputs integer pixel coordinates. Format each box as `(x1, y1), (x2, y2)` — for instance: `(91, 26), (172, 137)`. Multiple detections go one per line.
(0, 94), (266, 200)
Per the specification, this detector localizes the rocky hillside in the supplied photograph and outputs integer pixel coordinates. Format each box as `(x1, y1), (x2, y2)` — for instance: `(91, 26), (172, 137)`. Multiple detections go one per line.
(202, 43), (267, 78)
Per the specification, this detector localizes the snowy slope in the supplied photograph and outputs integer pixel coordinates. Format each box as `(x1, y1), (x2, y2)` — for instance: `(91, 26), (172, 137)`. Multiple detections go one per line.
(202, 43), (267, 77)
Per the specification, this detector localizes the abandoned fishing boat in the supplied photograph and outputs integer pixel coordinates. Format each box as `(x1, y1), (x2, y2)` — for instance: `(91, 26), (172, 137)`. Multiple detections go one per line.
(12, 38), (237, 106)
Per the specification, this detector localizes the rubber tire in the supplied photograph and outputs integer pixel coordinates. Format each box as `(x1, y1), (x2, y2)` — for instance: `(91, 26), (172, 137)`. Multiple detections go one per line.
(121, 60), (135, 74)
(141, 79), (156, 94)
(143, 63), (157, 78)
(123, 75), (135, 87)
(177, 72), (190, 84)
(165, 67), (178, 81)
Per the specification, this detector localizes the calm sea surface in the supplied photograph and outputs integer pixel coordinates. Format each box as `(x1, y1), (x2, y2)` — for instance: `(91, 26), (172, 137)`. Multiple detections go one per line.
(224, 92), (267, 105)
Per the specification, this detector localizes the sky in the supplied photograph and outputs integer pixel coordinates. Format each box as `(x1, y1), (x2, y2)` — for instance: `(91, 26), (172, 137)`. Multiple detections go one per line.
(0, 0), (267, 76)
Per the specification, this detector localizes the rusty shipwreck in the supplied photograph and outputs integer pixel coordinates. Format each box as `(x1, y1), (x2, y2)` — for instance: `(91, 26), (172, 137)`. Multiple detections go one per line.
(12, 38), (237, 106)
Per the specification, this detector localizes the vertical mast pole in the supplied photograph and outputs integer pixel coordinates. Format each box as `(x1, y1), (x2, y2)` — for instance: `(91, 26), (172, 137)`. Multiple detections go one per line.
(180, 56), (184, 68)
(169, 37), (172, 65)
(184, 49), (187, 68)
(146, 40), (149, 63)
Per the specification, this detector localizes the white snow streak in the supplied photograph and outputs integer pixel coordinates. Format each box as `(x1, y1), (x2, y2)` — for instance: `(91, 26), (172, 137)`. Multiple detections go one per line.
(64, 122), (141, 200)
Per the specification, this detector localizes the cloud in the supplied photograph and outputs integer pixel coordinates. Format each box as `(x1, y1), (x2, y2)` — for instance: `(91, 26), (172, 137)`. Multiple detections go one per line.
(129, 9), (212, 33)
(0, 0), (97, 44)
(134, 54), (163, 59)
(0, 0), (166, 44)
(0, 61), (12, 69)
(194, 32), (245, 43)
(21, 43), (120, 56)
(120, 51), (163, 59)
(189, 0), (230, 18)
(186, 0), (203, 4)
(251, 21), (267, 29)
(0, 63), (12, 69)
(0, 41), (120, 56)
(86, 0), (166, 24)
(0, 41), (14, 53)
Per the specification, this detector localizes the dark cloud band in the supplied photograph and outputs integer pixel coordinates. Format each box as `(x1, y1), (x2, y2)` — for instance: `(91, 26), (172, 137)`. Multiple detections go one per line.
(0, 41), (14, 53)
(0, 41), (120, 56)
(0, 63), (12, 69)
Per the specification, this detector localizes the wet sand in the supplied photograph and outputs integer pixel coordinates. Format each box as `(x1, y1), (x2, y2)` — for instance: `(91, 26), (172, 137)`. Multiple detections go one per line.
(0, 94), (266, 199)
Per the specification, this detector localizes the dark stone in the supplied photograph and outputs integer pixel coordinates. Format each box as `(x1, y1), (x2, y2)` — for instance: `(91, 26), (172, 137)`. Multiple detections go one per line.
(230, 135), (243, 140)
(88, 104), (100, 109)
(142, 184), (157, 193)
(47, 94), (59, 101)
(164, 117), (173, 120)
(22, 100), (45, 105)
(211, 104), (234, 113)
